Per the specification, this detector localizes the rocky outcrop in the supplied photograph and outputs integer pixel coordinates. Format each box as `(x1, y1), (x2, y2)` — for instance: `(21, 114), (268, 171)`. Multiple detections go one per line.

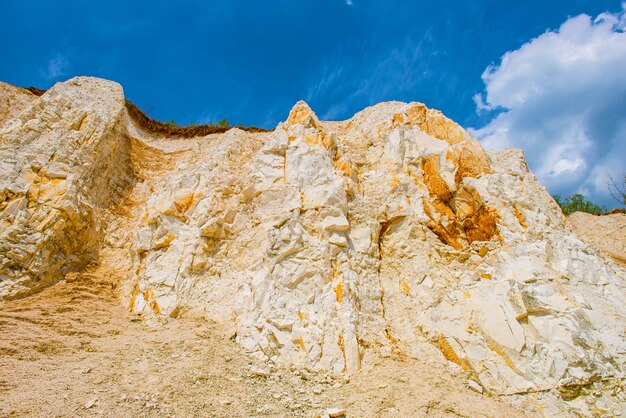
(1, 77), (624, 415)
(0, 77), (135, 299)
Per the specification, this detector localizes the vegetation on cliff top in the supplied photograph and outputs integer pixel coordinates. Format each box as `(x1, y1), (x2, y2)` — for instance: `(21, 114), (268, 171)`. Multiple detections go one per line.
(553, 194), (607, 215)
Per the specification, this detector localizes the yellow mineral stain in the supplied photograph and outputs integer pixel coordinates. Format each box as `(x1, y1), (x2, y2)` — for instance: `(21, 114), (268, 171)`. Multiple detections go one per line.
(286, 107), (317, 128)
(322, 132), (334, 149)
(479, 246), (488, 257)
(423, 210), (464, 250)
(433, 199), (456, 218)
(514, 205), (528, 229)
(422, 155), (453, 202)
(437, 334), (472, 371)
(481, 273), (492, 280)
(445, 149), (456, 163)
(153, 234), (175, 250)
(392, 113), (405, 124)
(485, 336), (521, 374)
(174, 194), (194, 214)
(400, 279), (411, 296)
(128, 284), (140, 312)
(304, 134), (321, 146)
(334, 158), (352, 177)
(419, 113), (466, 146)
(405, 103), (428, 125)
(296, 336), (305, 350)
(334, 282), (343, 304)
(150, 299), (161, 315)
(34, 178), (67, 204)
(452, 144), (492, 186)
(297, 310), (309, 322)
(389, 171), (401, 188)
(463, 206), (500, 244)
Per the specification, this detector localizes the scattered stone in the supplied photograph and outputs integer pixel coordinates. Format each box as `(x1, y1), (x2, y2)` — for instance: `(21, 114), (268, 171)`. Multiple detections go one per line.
(84, 398), (98, 409)
(327, 407), (347, 417)
(249, 365), (271, 377)
(468, 380), (483, 394)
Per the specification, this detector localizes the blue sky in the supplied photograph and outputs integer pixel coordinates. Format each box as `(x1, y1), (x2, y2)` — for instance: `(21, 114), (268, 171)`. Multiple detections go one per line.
(1, 0), (624, 207)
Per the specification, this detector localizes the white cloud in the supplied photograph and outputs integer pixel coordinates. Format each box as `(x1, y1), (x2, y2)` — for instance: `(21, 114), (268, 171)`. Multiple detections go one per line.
(470, 5), (626, 206)
(41, 53), (69, 80)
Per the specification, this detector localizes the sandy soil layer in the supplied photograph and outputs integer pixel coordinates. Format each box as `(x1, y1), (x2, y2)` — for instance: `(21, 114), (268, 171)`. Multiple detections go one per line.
(0, 265), (534, 417)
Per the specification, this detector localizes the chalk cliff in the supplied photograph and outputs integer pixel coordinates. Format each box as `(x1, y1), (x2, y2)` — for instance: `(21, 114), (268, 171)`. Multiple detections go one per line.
(1, 77), (624, 415)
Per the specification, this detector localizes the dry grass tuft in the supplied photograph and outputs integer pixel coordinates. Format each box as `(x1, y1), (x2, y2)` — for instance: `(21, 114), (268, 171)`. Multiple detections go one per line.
(124, 100), (270, 137)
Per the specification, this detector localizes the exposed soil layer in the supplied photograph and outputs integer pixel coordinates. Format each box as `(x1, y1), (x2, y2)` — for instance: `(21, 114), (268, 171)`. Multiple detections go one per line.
(124, 100), (270, 138)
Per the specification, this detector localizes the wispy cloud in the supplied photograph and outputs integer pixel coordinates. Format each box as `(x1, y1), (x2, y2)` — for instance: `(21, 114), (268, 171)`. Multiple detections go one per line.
(345, 0), (354, 6)
(306, 36), (431, 120)
(470, 4), (626, 206)
(41, 53), (69, 80)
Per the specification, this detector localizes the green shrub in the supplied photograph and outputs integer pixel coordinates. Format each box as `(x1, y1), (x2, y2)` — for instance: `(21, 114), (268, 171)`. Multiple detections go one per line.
(552, 193), (607, 215)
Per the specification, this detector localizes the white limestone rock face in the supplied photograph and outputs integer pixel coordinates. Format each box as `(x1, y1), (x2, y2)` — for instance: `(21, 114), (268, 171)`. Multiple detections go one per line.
(123, 99), (625, 405)
(0, 77), (134, 299)
(1, 77), (624, 414)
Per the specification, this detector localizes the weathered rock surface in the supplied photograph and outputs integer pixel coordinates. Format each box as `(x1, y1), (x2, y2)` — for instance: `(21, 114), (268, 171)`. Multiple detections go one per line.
(1, 77), (624, 415)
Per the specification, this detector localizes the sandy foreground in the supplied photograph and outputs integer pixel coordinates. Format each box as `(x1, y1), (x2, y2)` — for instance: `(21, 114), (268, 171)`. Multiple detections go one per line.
(0, 265), (534, 417)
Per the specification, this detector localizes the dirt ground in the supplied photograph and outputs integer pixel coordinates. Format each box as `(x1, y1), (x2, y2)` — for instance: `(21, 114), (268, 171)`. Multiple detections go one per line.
(0, 263), (539, 418)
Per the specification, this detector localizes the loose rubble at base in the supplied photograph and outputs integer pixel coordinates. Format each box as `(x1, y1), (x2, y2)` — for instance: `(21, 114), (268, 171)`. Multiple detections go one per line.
(1, 77), (624, 416)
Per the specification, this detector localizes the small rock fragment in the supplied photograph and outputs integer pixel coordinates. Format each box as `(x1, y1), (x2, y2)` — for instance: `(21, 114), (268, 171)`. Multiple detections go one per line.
(84, 398), (98, 409)
(468, 379), (483, 394)
(250, 365), (271, 377)
(327, 407), (347, 417)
